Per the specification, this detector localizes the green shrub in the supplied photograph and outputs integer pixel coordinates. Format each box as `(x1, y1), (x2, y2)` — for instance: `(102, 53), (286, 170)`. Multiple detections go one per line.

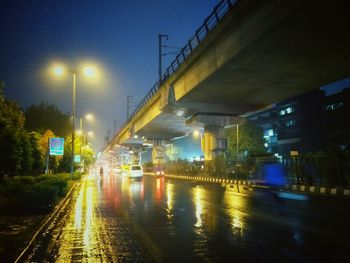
(0, 172), (80, 210)
(24, 182), (59, 206)
(41, 176), (67, 197)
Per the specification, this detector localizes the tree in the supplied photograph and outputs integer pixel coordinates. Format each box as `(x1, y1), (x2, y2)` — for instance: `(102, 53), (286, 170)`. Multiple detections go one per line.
(28, 131), (45, 175)
(226, 121), (267, 161)
(82, 144), (95, 167)
(0, 82), (27, 176)
(19, 132), (33, 175)
(165, 144), (181, 161)
(25, 102), (70, 137)
(38, 129), (62, 172)
(0, 125), (22, 176)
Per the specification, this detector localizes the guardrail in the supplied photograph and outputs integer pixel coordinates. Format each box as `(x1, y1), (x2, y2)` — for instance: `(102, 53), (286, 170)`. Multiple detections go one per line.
(127, 0), (238, 122)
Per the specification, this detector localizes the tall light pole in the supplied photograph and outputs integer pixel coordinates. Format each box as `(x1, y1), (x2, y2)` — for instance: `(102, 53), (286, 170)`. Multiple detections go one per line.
(52, 64), (97, 177)
(78, 113), (94, 172)
(158, 33), (168, 83)
(72, 72), (77, 176)
(127, 95), (133, 120)
(236, 124), (239, 166)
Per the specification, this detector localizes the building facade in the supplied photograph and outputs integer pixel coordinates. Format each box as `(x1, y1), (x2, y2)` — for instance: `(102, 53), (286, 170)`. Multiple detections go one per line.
(247, 88), (350, 157)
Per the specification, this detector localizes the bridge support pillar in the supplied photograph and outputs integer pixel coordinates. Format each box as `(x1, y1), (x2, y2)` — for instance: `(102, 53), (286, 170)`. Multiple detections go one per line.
(188, 114), (240, 177)
(131, 149), (142, 165)
(201, 126), (227, 176)
(152, 139), (170, 166)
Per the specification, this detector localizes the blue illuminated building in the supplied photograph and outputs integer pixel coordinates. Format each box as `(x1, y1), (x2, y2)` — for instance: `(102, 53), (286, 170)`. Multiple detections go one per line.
(247, 86), (350, 157)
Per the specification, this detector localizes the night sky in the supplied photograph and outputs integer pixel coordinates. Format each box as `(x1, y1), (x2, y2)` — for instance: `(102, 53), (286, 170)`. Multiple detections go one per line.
(0, 0), (218, 151)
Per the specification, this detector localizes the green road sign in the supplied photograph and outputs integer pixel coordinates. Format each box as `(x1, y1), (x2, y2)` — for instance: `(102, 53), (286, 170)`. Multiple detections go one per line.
(50, 138), (64, 156)
(74, 155), (81, 163)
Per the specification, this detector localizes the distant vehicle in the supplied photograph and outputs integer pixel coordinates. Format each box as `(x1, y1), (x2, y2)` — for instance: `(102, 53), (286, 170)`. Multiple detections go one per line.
(112, 166), (122, 173)
(154, 168), (165, 177)
(125, 164), (143, 179)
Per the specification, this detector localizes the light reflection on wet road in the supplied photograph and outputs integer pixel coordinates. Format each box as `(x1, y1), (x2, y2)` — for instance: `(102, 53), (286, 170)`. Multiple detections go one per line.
(47, 172), (350, 262)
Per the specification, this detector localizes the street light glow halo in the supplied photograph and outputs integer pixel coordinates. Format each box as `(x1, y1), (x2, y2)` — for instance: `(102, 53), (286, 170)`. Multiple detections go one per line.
(85, 113), (94, 121)
(193, 130), (200, 137)
(52, 65), (65, 76)
(83, 66), (96, 78)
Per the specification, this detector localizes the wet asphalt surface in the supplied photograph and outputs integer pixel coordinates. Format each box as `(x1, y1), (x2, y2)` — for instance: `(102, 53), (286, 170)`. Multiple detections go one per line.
(25, 172), (350, 262)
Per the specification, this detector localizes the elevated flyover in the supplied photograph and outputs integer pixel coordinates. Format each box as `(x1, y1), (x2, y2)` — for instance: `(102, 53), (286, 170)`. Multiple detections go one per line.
(105, 0), (350, 159)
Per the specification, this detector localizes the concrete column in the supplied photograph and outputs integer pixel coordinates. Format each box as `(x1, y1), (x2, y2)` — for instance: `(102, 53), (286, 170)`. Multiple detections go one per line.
(187, 114), (239, 177)
(152, 146), (166, 165)
(131, 150), (141, 165)
(201, 126), (227, 159)
(201, 126), (227, 176)
(151, 139), (170, 165)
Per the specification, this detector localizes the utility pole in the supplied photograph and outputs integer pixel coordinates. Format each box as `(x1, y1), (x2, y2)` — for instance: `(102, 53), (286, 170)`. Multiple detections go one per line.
(236, 124), (239, 166)
(114, 119), (118, 134)
(158, 34), (168, 83)
(127, 95), (133, 120)
(105, 129), (111, 145)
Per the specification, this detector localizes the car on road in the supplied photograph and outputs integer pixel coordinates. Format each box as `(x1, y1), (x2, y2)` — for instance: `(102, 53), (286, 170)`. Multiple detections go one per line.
(154, 167), (165, 177)
(125, 164), (143, 179)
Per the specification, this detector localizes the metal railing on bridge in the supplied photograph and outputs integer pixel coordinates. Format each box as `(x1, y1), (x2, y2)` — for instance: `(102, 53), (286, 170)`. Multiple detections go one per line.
(127, 0), (238, 122)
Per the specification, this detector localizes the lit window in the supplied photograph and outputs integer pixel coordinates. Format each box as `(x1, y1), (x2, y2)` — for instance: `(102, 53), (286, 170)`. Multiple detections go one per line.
(263, 129), (274, 139)
(285, 120), (296, 127)
(325, 102), (344, 111)
(279, 107), (294, 115)
(286, 107), (293, 114)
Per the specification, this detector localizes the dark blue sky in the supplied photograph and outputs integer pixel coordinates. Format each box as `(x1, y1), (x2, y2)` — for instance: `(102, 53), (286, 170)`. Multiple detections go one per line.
(0, 0), (218, 150)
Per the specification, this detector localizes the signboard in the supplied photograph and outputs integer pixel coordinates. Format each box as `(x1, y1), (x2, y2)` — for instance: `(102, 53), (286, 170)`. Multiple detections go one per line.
(290, 150), (299, 157)
(50, 138), (64, 156)
(74, 155), (81, 163)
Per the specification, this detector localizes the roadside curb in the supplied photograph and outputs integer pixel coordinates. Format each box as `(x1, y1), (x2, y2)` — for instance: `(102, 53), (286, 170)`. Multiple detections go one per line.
(283, 184), (350, 197)
(144, 172), (350, 197)
(144, 172), (263, 187)
(14, 176), (82, 263)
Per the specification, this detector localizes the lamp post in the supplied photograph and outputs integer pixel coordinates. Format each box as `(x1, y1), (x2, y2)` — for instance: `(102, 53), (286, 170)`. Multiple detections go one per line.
(72, 72), (76, 176)
(78, 113), (94, 172)
(52, 64), (97, 177)
(236, 124), (239, 167)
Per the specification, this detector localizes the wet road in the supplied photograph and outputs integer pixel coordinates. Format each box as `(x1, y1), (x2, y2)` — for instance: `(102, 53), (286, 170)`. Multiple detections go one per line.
(30, 172), (350, 262)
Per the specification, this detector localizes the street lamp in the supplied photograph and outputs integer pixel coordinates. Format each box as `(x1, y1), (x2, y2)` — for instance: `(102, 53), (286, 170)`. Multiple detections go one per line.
(78, 114), (94, 173)
(193, 130), (201, 138)
(79, 113), (94, 137)
(52, 64), (97, 177)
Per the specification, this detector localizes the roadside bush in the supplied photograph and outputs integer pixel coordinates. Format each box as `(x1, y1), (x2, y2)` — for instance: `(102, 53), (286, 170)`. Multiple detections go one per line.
(0, 172), (80, 209)
(26, 182), (59, 206)
(40, 176), (67, 197)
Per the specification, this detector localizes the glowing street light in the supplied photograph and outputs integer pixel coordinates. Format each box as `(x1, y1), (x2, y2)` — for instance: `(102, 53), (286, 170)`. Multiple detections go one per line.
(53, 66), (64, 76)
(85, 113), (94, 122)
(193, 130), (201, 138)
(51, 63), (98, 177)
(79, 113), (94, 134)
(83, 66), (96, 78)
